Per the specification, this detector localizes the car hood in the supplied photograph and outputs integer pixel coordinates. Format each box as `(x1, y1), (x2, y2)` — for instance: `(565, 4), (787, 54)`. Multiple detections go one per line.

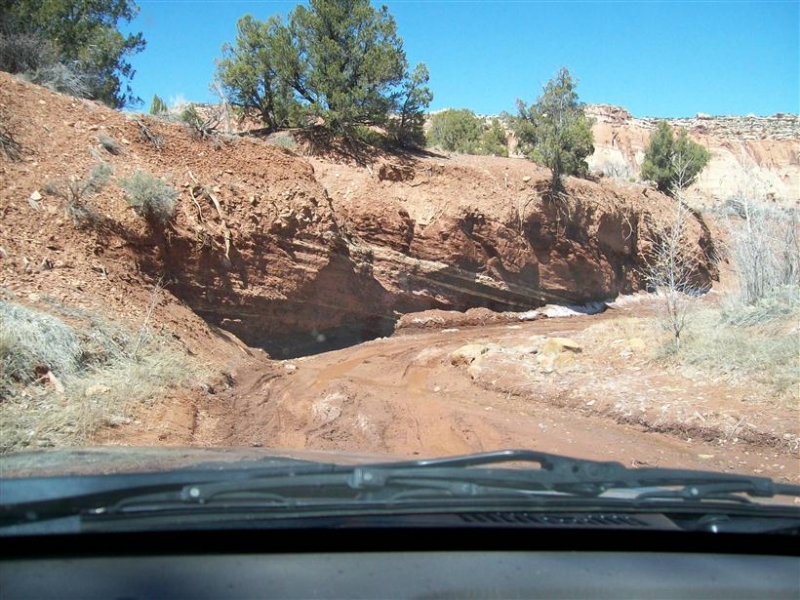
(0, 446), (402, 478)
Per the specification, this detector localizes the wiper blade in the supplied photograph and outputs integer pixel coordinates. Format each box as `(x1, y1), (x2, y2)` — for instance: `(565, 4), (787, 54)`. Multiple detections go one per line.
(363, 450), (800, 503)
(133, 450), (800, 510)
(3, 450), (798, 529)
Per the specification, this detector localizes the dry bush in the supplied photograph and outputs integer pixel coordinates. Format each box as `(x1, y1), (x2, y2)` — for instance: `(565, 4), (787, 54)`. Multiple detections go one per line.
(0, 300), (195, 453)
(44, 162), (113, 227)
(663, 196), (799, 402)
(678, 308), (799, 402)
(723, 197), (799, 307)
(132, 117), (165, 150)
(0, 302), (82, 395)
(642, 199), (708, 348)
(0, 107), (22, 161)
(181, 104), (221, 141)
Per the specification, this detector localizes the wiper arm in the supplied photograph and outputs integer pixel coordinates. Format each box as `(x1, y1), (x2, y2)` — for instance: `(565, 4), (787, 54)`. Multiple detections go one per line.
(172, 450), (800, 508)
(363, 449), (800, 503)
(3, 450), (798, 528)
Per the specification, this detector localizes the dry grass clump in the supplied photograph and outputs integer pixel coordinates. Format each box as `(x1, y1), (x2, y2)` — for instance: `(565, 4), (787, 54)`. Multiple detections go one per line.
(678, 306), (799, 402)
(43, 162), (113, 227)
(0, 300), (195, 453)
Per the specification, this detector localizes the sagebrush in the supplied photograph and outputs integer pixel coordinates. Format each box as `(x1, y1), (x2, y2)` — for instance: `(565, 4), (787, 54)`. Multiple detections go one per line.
(120, 170), (177, 226)
(0, 300), (194, 452)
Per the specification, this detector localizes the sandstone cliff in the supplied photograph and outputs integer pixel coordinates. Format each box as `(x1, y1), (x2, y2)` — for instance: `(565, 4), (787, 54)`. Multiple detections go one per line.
(586, 105), (799, 205)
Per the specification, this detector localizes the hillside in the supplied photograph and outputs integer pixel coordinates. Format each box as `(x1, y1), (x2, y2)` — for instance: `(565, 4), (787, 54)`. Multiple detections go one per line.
(1, 72), (716, 359)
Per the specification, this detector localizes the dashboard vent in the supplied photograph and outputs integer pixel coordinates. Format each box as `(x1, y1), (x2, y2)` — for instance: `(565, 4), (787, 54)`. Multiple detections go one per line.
(458, 512), (649, 527)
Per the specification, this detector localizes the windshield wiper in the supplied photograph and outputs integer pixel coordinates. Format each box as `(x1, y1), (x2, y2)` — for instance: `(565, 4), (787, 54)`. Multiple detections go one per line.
(353, 449), (800, 504)
(2, 450), (799, 529)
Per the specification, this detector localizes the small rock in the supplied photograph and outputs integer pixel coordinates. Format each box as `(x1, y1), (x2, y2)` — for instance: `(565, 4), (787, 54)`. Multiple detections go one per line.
(84, 385), (111, 398)
(451, 344), (491, 366)
(522, 175), (531, 183)
(30, 191), (42, 202)
(540, 337), (582, 355)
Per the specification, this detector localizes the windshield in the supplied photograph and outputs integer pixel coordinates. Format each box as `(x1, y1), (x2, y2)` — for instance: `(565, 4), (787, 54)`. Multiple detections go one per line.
(0, 0), (798, 520)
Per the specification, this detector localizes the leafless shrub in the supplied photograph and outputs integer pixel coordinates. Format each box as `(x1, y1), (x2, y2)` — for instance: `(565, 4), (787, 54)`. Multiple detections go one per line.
(642, 153), (709, 347)
(0, 31), (57, 75)
(23, 61), (90, 98)
(97, 132), (121, 155)
(44, 162), (113, 227)
(133, 117), (164, 150)
(724, 196), (799, 307)
(181, 103), (221, 141)
(0, 107), (22, 161)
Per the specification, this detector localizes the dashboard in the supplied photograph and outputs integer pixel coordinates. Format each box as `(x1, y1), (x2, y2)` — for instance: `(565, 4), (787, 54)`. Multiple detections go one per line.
(2, 514), (798, 599)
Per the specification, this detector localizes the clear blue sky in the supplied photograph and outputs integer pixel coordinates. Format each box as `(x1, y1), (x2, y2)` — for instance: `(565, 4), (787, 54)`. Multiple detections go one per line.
(123, 0), (799, 117)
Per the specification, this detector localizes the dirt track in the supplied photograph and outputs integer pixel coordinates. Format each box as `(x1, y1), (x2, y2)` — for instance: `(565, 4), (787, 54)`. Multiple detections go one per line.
(166, 308), (799, 484)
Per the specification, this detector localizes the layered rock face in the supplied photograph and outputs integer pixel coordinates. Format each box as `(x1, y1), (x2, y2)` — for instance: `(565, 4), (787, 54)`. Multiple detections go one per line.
(586, 105), (800, 205)
(0, 72), (717, 360)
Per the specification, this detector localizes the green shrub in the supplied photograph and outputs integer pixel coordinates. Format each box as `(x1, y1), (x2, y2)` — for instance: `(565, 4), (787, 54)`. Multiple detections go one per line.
(427, 109), (482, 153)
(641, 122), (710, 197)
(150, 94), (168, 116)
(479, 118), (509, 157)
(120, 170), (177, 226)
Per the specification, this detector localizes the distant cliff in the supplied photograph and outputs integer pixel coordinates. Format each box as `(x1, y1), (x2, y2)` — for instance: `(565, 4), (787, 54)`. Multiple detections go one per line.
(585, 105), (800, 205)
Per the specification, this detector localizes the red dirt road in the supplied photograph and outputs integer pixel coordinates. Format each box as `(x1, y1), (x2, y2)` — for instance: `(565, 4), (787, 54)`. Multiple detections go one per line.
(179, 311), (798, 484)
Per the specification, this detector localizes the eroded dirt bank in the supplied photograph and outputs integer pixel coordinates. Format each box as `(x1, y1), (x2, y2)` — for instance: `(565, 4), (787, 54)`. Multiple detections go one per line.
(1, 72), (718, 360)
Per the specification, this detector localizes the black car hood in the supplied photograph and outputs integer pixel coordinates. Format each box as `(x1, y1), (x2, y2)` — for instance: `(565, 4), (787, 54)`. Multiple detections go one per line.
(0, 446), (402, 478)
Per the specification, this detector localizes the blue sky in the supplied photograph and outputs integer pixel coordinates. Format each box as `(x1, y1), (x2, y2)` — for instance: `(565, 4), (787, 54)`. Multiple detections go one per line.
(123, 1), (799, 117)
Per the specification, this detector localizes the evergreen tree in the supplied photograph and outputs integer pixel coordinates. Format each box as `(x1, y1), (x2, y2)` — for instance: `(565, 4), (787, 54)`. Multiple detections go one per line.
(216, 0), (432, 137)
(389, 64), (432, 148)
(216, 15), (299, 131)
(642, 121), (710, 196)
(1, 0), (145, 108)
(515, 67), (594, 191)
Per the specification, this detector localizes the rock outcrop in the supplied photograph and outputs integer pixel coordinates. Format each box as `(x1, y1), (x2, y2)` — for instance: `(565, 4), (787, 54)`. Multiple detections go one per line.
(586, 105), (800, 205)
